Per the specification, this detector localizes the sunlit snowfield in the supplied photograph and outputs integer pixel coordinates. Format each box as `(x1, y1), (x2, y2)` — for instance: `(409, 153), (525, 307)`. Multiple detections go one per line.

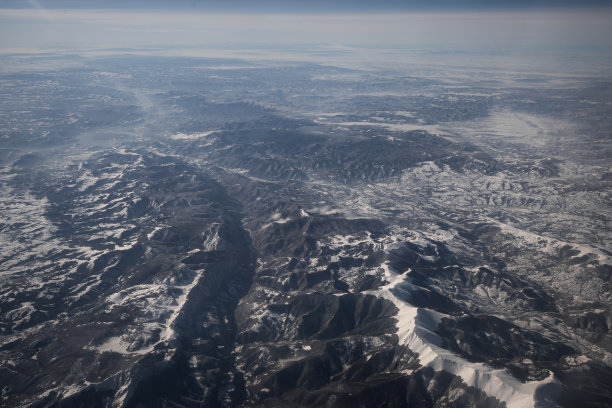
(0, 5), (611, 408)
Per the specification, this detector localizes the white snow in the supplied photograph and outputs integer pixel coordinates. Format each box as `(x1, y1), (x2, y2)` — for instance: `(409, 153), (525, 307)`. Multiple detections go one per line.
(170, 130), (218, 140)
(392, 110), (418, 118)
(5, 302), (35, 328)
(202, 223), (223, 251)
(114, 241), (137, 251)
(96, 336), (133, 354)
(75, 171), (98, 192)
(309, 228), (560, 408)
(269, 212), (292, 224)
(365, 262), (556, 408)
(0, 187), (62, 275)
(490, 217), (611, 266)
(160, 269), (204, 343)
(448, 109), (576, 149)
(147, 225), (165, 240)
(98, 269), (204, 355)
(264, 209), (309, 228)
(332, 121), (448, 135)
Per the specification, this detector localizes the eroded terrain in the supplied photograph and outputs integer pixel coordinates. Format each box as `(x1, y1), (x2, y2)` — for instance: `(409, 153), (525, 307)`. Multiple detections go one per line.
(0, 54), (611, 407)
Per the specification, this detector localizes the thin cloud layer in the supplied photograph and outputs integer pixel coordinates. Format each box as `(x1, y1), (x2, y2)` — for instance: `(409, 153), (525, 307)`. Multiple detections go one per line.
(3, 0), (612, 11)
(1, 8), (611, 49)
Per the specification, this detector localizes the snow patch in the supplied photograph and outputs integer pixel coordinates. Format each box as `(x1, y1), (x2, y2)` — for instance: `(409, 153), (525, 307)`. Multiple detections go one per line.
(332, 121), (448, 135)
(202, 223), (223, 251)
(170, 130), (218, 140)
(491, 218), (611, 266)
(96, 336), (134, 355)
(365, 262), (556, 408)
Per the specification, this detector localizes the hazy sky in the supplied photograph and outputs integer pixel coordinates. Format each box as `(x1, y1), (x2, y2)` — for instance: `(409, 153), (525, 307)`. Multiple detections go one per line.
(2, 0), (611, 11)
(1, 1), (611, 74)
